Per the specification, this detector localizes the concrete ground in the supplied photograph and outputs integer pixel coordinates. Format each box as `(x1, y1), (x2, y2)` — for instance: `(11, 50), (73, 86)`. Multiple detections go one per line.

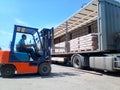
(0, 64), (120, 90)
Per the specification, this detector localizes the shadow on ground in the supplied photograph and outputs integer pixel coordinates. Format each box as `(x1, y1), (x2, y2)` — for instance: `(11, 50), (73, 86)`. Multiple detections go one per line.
(8, 72), (78, 79)
(52, 62), (120, 77)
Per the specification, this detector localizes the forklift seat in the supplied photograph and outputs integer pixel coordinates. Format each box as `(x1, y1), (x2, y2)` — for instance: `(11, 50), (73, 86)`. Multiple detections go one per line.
(9, 52), (30, 62)
(14, 52), (30, 61)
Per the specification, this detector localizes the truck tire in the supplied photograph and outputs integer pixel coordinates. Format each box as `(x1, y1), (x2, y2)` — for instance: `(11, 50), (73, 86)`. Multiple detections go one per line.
(1, 65), (15, 78)
(71, 54), (84, 69)
(38, 62), (51, 76)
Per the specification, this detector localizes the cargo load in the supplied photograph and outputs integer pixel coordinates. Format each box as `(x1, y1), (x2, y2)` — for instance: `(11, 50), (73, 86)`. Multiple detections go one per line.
(52, 0), (120, 72)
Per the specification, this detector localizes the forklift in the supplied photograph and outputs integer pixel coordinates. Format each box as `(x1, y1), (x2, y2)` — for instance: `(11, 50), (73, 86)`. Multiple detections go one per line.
(0, 25), (54, 78)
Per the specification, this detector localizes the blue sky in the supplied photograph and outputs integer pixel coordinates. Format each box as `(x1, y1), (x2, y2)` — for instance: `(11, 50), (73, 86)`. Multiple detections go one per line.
(0, 0), (91, 50)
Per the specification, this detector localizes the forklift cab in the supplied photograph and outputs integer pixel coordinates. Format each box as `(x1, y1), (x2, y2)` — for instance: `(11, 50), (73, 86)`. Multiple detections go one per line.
(10, 25), (53, 62)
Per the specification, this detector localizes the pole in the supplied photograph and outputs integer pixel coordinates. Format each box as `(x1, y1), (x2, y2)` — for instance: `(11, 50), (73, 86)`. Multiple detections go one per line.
(65, 21), (68, 53)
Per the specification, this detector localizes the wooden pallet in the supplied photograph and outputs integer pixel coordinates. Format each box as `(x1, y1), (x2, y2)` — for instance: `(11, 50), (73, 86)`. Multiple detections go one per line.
(70, 50), (79, 52)
(79, 49), (94, 52)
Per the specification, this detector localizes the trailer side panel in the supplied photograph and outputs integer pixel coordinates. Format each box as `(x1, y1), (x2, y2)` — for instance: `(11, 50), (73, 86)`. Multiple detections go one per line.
(98, 0), (120, 51)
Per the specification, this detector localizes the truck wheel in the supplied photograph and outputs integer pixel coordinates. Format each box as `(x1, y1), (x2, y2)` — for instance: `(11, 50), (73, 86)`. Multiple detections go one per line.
(38, 62), (51, 76)
(72, 54), (84, 69)
(1, 65), (15, 78)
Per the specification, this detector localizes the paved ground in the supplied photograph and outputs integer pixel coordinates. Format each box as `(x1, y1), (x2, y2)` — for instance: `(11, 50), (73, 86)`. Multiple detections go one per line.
(0, 64), (120, 90)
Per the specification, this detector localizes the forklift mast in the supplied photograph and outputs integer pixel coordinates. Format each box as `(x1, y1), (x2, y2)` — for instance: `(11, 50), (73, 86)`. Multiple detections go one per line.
(40, 28), (54, 60)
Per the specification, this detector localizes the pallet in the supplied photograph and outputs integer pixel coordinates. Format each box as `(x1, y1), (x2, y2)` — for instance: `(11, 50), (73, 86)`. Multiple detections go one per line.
(79, 49), (94, 52)
(70, 50), (79, 52)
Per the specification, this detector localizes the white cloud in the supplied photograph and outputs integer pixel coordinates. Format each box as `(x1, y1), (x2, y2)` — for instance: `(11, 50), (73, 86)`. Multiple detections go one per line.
(15, 18), (30, 26)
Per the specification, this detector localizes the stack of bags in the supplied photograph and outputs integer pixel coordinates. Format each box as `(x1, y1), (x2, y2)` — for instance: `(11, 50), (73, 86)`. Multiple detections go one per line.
(70, 38), (79, 52)
(53, 42), (65, 53)
(59, 42), (65, 53)
(79, 33), (98, 51)
(54, 43), (60, 53)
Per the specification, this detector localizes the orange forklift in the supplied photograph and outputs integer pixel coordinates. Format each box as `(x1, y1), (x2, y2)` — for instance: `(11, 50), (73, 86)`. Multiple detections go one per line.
(0, 25), (54, 78)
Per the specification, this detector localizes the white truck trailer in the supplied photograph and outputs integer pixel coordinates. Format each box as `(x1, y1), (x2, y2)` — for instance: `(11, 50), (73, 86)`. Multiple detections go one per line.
(52, 0), (120, 72)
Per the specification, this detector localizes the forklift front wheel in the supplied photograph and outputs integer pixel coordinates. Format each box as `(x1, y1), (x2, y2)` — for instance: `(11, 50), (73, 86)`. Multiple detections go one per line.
(1, 65), (15, 78)
(38, 62), (51, 76)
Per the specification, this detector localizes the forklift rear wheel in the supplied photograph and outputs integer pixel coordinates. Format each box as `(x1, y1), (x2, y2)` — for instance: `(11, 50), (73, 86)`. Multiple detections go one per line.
(1, 65), (15, 78)
(38, 62), (51, 76)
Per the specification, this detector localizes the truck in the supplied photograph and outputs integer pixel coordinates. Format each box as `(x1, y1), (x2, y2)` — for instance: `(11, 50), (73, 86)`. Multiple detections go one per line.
(52, 0), (120, 72)
(0, 25), (53, 78)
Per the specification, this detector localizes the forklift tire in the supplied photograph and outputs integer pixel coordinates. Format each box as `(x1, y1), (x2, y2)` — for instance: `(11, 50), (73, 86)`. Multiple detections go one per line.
(38, 62), (51, 76)
(1, 65), (15, 78)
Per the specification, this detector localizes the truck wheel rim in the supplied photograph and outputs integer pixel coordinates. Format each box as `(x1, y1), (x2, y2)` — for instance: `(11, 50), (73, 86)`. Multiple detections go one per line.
(74, 57), (80, 66)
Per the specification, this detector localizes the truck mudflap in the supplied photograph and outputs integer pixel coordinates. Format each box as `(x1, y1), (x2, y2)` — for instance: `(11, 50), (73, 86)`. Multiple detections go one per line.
(90, 55), (120, 72)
